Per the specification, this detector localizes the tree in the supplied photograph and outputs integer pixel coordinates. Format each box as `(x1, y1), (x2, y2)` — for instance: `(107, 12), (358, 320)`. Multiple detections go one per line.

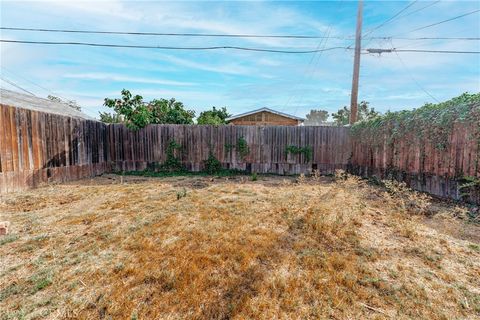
(150, 98), (195, 125)
(98, 112), (122, 124)
(104, 89), (152, 130)
(197, 107), (231, 125)
(332, 101), (379, 125)
(47, 95), (82, 111)
(304, 109), (329, 125)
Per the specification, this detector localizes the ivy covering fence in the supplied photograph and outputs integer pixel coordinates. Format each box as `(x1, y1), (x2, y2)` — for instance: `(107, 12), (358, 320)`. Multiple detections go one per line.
(350, 93), (480, 204)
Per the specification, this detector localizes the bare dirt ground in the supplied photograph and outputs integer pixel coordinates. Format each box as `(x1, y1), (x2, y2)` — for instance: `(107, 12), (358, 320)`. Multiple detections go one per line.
(0, 173), (479, 320)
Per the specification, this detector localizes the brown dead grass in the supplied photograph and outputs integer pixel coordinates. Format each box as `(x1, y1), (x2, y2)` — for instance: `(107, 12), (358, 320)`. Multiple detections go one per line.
(0, 174), (479, 320)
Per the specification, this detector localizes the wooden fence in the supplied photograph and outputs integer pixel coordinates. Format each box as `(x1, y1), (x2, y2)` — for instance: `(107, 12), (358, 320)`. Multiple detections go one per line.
(0, 104), (350, 193)
(107, 124), (351, 174)
(1, 103), (478, 204)
(0, 104), (109, 193)
(350, 122), (480, 204)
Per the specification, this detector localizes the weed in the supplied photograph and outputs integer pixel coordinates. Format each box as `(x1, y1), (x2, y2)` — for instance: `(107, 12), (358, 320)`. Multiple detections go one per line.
(0, 283), (22, 302)
(251, 173), (258, 181)
(383, 180), (431, 215)
(204, 151), (222, 174)
(468, 243), (480, 252)
(297, 173), (306, 184)
(130, 311), (138, 320)
(29, 269), (53, 294)
(176, 188), (187, 200)
(0, 234), (19, 246)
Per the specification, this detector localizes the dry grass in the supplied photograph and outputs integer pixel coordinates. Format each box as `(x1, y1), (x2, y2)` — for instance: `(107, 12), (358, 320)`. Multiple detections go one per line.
(0, 173), (479, 319)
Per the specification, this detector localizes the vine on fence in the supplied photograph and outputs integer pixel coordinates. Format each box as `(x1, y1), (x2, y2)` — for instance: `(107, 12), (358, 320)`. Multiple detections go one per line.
(285, 145), (313, 163)
(350, 93), (480, 150)
(159, 140), (183, 171)
(225, 136), (250, 160)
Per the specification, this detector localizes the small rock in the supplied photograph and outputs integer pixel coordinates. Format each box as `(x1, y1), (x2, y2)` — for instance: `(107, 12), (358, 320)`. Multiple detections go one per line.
(0, 221), (10, 235)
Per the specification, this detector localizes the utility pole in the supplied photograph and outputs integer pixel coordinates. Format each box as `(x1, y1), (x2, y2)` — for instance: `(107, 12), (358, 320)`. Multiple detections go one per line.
(349, 0), (363, 125)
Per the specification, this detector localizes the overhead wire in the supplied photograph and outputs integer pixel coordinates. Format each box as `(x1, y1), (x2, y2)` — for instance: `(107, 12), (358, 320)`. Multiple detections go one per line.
(389, 39), (440, 103)
(362, 0), (418, 38)
(0, 77), (36, 96)
(282, 0), (344, 115)
(0, 39), (352, 53)
(0, 26), (343, 39)
(0, 67), (100, 113)
(397, 9), (480, 35)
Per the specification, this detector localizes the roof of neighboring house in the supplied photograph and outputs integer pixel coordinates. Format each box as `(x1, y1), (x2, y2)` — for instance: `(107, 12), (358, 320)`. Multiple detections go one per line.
(0, 89), (95, 120)
(226, 107), (305, 122)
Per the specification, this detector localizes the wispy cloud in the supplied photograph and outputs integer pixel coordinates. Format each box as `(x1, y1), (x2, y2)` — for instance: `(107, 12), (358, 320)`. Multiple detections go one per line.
(63, 72), (196, 86)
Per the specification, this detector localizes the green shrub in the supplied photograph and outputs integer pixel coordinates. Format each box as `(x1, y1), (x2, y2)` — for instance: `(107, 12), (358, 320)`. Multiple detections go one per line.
(204, 151), (222, 174)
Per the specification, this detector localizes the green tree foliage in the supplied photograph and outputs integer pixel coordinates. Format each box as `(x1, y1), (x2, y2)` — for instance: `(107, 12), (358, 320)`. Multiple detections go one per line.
(103, 90), (196, 129)
(304, 109), (329, 125)
(98, 112), (122, 124)
(332, 101), (379, 125)
(150, 98), (195, 125)
(47, 95), (82, 111)
(197, 107), (231, 125)
(104, 89), (152, 130)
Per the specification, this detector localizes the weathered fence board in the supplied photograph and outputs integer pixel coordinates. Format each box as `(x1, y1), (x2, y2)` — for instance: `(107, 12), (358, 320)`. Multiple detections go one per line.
(0, 104), (111, 193)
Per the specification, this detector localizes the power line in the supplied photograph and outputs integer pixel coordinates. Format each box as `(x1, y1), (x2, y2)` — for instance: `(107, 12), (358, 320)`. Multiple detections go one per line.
(3, 26), (478, 42)
(284, 1), (343, 113)
(390, 40), (439, 103)
(392, 0), (440, 20)
(363, 0), (418, 38)
(0, 77), (36, 96)
(399, 9), (480, 35)
(0, 26), (341, 39)
(394, 48), (480, 54)
(0, 39), (352, 53)
(1, 66), (67, 99)
(371, 37), (480, 41)
(3, 39), (478, 54)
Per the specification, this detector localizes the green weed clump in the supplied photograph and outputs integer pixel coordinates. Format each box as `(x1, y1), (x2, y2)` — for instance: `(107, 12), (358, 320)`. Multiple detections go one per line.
(204, 151), (222, 174)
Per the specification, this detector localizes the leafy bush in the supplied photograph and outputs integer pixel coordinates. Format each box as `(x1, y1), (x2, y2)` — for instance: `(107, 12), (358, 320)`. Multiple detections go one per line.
(204, 151), (222, 174)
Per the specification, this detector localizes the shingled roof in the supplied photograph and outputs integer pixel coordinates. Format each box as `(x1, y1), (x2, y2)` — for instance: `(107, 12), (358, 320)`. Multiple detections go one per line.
(226, 107), (305, 122)
(0, 89), (95, 120)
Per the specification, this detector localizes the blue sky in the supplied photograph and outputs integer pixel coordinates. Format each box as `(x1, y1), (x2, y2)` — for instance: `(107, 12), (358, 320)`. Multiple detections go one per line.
(1, 0), (479, 119)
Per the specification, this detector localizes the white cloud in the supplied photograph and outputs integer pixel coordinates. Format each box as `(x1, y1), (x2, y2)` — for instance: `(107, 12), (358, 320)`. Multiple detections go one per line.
(63, 72), (196, 86)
